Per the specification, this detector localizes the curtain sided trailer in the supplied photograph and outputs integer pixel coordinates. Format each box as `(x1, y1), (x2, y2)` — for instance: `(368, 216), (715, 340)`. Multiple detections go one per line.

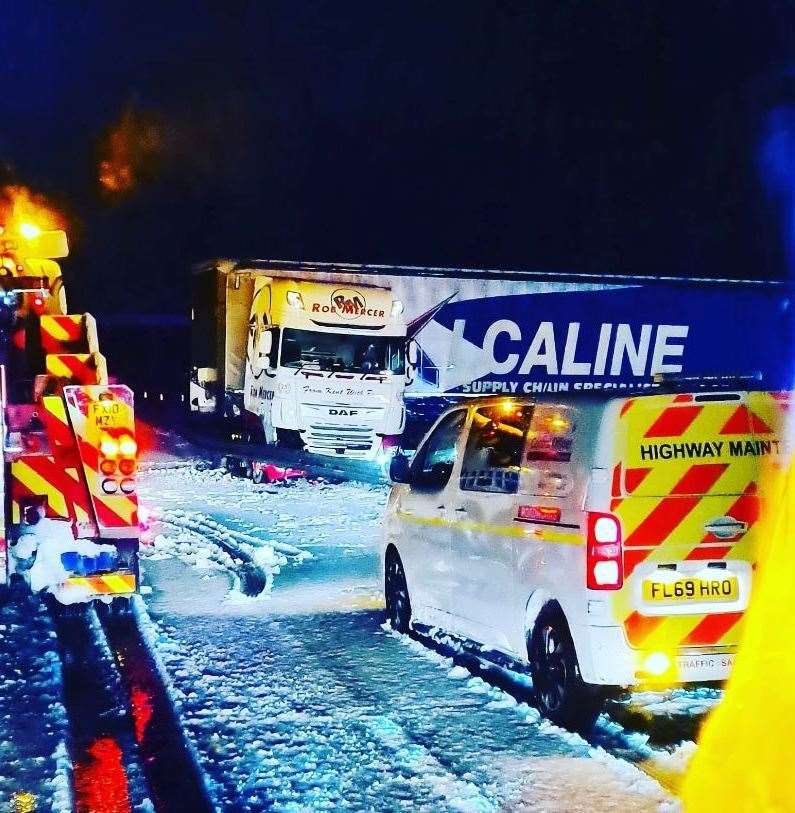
(191, 260), (793, 462)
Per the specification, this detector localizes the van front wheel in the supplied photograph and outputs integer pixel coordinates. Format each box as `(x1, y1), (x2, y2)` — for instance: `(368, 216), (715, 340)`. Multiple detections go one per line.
(384, 553), (412, 634)
(529, 607), (603, 733)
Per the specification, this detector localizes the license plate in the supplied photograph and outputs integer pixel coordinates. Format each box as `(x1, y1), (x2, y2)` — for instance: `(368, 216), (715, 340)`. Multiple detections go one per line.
(642, 574), (739, 604)
(90, 401), (123, 428)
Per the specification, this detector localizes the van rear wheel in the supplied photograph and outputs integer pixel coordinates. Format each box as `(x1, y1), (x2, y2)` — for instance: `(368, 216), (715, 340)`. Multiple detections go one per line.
(529, 607), (604, 733)
(384, 553), (412, 633)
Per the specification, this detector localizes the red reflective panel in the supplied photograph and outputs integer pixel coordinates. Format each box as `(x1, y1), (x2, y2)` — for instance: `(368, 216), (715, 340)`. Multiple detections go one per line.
(130, 685), (154, 744)
(73, 737), (131, 813)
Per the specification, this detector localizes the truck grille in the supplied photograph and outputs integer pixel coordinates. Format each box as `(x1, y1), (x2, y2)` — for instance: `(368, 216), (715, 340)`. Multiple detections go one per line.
(304, 423), (376, 455)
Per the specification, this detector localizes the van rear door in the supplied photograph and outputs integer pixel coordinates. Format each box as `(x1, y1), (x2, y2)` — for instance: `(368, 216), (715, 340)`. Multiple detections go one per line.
(609, 391), (787, 652)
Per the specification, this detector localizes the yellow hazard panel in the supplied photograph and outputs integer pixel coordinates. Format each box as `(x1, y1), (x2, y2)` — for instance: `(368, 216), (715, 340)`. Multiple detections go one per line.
(64, 572), (136, 595)
(62, 385), (138, 537)
(46, 352), (108, 386)
(615, 394), (770, 498)
(605, 391), (786, 654)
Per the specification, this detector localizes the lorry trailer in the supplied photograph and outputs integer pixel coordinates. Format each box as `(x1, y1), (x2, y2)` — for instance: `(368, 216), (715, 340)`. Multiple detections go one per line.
(191, 260), (792, 468)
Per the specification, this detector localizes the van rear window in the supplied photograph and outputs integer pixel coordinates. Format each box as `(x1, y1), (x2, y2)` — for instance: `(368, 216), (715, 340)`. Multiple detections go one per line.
(460, 405), (533, 494)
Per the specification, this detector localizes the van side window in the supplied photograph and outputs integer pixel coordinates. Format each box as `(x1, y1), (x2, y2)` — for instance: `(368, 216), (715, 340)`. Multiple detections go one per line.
(460, 405), (533, 494)
(410, 409), (467, 491)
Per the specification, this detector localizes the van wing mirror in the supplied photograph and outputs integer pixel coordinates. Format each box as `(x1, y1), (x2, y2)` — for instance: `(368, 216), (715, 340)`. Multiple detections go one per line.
(389, 452), (412, 484)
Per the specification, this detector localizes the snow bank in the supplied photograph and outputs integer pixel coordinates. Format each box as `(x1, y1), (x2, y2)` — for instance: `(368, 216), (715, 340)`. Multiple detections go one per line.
(0, 599), (72, 812)
(384, 625), (677, 811)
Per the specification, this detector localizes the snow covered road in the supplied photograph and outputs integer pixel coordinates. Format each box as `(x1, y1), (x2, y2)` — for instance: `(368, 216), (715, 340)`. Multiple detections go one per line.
(134, 454), (689, 812)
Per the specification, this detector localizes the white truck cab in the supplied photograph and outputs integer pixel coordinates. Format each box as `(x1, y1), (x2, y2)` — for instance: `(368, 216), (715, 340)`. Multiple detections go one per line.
(244, 276), (408, 459)
(382, 390), (788, 730)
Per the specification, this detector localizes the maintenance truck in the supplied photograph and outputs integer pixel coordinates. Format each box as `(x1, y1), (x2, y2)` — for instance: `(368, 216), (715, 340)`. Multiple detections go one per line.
(0, 219), (139, 606)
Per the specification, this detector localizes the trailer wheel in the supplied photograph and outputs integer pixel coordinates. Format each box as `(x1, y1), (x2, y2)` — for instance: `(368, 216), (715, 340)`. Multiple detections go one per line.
(528, 605), (604, 733)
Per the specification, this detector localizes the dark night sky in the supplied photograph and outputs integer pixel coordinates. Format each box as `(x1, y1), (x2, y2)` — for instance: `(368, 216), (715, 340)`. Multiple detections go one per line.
(2, 0), (795, 327)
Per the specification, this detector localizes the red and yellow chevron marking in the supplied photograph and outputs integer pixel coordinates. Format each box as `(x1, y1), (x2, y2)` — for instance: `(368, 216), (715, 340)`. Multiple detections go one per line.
(10, 455), (92, 525)
(39, 395), (80, 460)
(46, 353), (107, 386)
(64, 572), (136, 595)
(63, 385), (138, 532)
(610, 392), (787, 653)
(40, 314), (84, 353)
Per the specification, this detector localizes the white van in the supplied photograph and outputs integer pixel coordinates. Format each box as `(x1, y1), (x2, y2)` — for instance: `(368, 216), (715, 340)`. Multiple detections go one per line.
(382, 390), (787, 729)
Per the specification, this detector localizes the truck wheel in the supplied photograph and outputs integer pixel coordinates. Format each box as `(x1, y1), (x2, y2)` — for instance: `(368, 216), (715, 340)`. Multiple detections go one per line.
(96, 596), (133, 620)
(384, 551), (412, 633)
(529, 605), (604, 733)
(276, 429), (303, 450)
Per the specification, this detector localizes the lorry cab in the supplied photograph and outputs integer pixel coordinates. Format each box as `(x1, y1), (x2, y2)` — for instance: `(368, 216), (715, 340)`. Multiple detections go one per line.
(382, 389), (789, 730)
(197, 266), (410, 460)
(245, 277), (407, 459)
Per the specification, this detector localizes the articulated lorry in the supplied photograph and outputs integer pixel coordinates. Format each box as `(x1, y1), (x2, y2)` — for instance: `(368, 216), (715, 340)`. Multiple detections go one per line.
(191, 260), (792, 467)
(0, 220), (140, 606)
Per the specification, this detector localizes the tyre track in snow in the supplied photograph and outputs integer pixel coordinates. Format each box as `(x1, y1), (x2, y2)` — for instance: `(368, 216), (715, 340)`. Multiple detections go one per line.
(51, 600), (214, 813)
(153, 492), (697, 797)
(146, 600), (675, 812)
(136, 461), (685, 807)
(155, 611), (502, 811)
(399, 623), (700, 796)
(151, 507), (309, 597)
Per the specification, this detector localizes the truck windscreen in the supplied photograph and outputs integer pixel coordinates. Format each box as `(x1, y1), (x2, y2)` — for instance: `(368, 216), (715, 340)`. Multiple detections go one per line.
(280, 328), (404, 374)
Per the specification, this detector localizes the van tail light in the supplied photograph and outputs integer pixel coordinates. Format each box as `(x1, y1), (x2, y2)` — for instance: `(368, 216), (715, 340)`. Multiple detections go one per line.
(586, 512), (623, 590)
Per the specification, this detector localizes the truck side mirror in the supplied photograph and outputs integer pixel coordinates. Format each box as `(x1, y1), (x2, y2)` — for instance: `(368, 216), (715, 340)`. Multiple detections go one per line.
(258, 330), (273, 358)
(407, 340), (419, 367)
(389, 452), (412, 484)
